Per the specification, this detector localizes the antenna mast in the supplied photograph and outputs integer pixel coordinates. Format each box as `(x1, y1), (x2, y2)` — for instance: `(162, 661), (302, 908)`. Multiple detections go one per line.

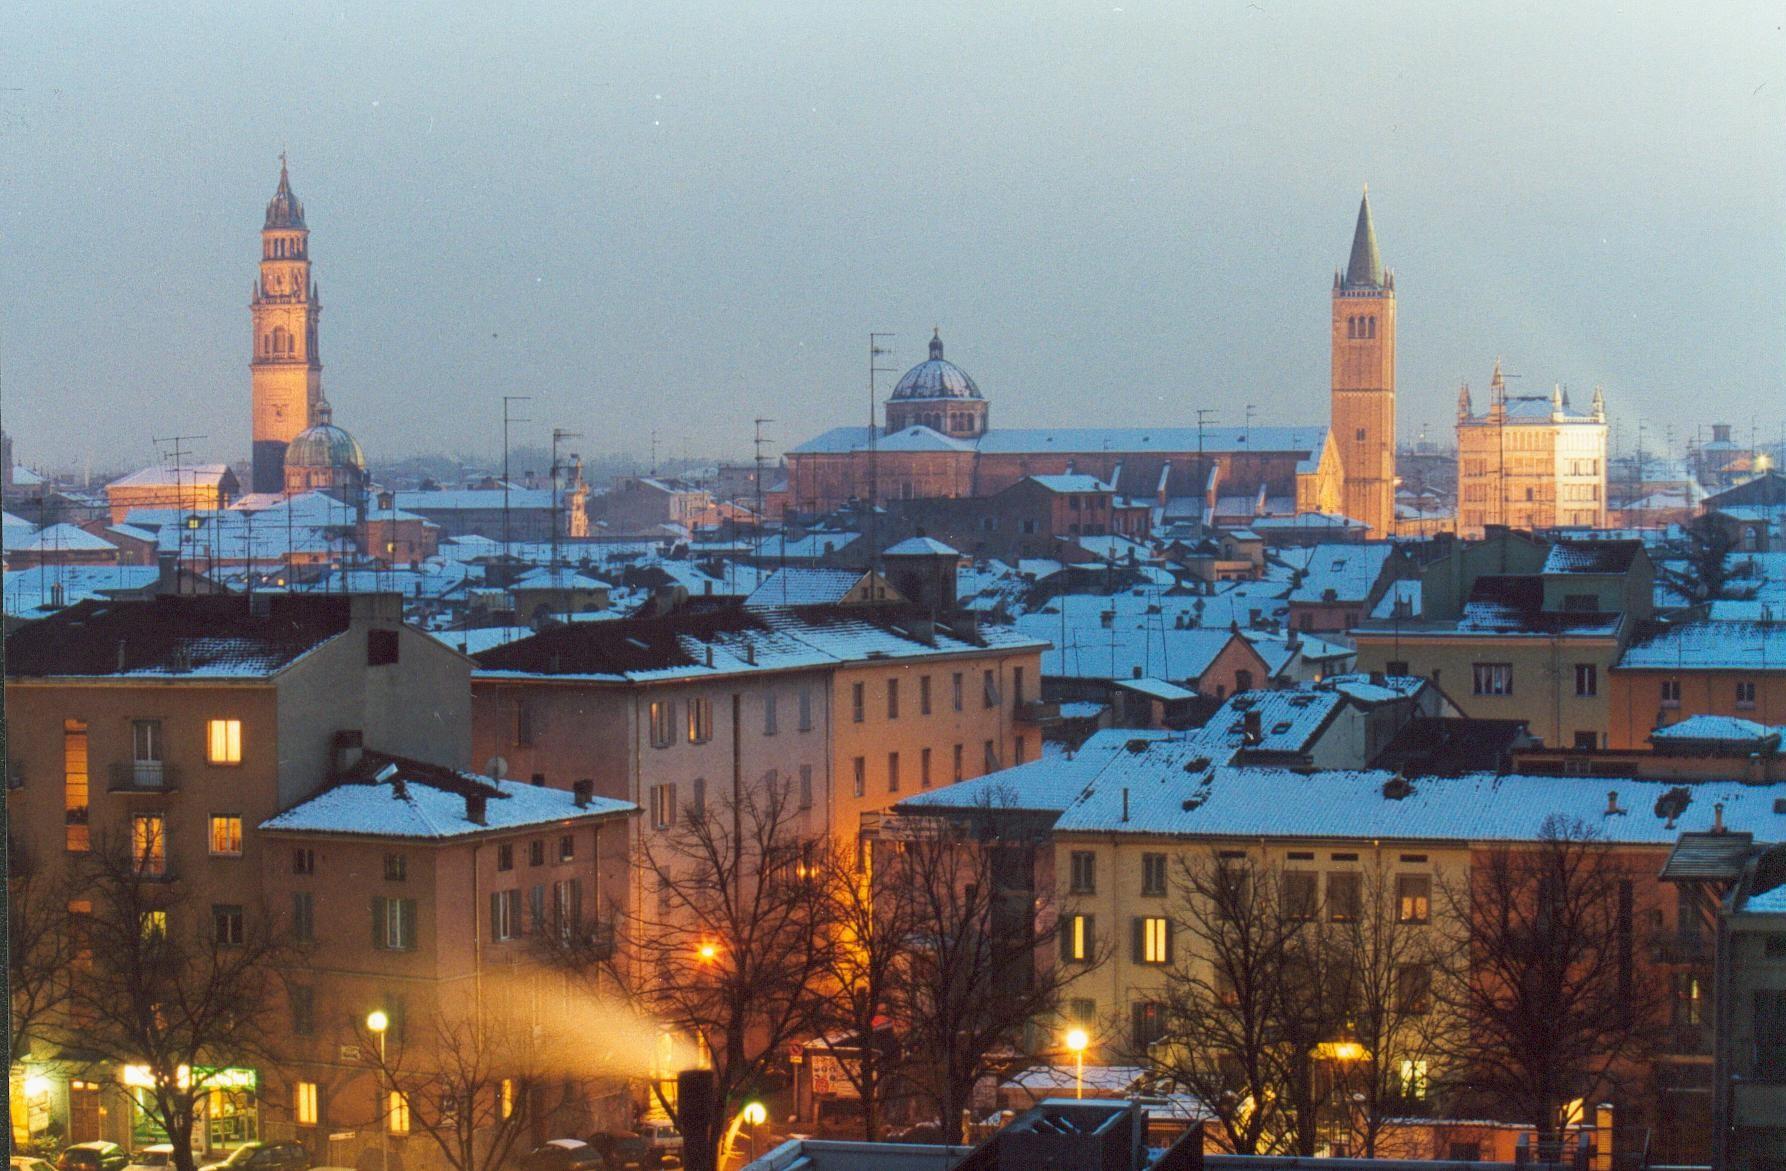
(501, 395), (531, 563)
(153, 433), (205, 594)
(868, 332), (896, 563)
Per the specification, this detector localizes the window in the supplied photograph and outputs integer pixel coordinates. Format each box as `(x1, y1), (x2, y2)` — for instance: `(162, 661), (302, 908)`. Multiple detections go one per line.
(131, 719), (164, 785)
(799, 764), (814, 810)
(852, 757), (866, 798)
(1672, 972), (1704, 1027)
(500, 1079), (516, 1120)
(372, 896), (417, 950)
(649, 700), (675, 748)
(496, 843), (514, 871)
(983, 669), (1000, 708)
(953, 743), (964, 782)
(1131, 1001), (1165, 1049)
(132, 813), (167, 878)
(1356, 428), (1367, 442)
(984, 739), (999, 772)
(920, 675), (932, 715)
(292, 892), (315, 943)
(1282, 871), (1317, 921)
(952, 672), (964, 711)
(489, 889), (522, 941)
(1135, 916), (1172, 964)
(887, 751), (900, 793)
(387, 1091), (410, 1136)
(559, 834), (574, 863)
(292, 847), (315, 875)
(1399, 1059), (1429, 1103)
(1738, 681), (1758, 709)
(1069, 851), (1097, 893)
(1575, 663), (1598, 697)
(140, 909), (168, 942)
(1013, 666), (1026, 705)
(530, 839), (546, 866)
(852, 682), (866, 723)
(764, 692), (778, 735)
(368, 628), (400, 666)
(1661, 679), (1681, 707)
(1396, 963), (1432, 1014)
(1471, 663), (1513, 696)
(64, 718), (90, 852)
(1142, 853), (1168, 897)
(650, 784), (676, 829)
(295, 1082), (319, 1127)
(920, 747), (933, 789)
(1328, 872), (1362, 922)
(687, 697), (713, 743)
(887, 679), (900, 719)
(529, 884), (546, 931)
(1014, 736), (1028, 765)
(206, 718), (243, 764)
(1396, 874), (1431, 923)
(291, 987), (315, 1037)
(514, 701), (534, 748)
(1573, 731), (1599, 750)
(1061, 913), (1096, 963)
(798, 689), (814, 731)
(1069, 998), (1098, 1028)
(1385, 660), (1409, 677)
(213, 904), (245, 946)
(552, 879), (583, 941)
(1755, 990), (1786, 1079)
(209, 815), (243, 856)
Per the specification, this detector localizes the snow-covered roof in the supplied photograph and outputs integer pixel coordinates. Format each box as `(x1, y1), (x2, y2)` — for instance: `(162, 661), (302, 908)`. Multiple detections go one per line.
(515, 566), (612, 591)
(789, 424), (1327, 459)
(1650, 715), (1784, 750)
(13, 523), (119, 554)
(1369, 579), (1423, 620)
(108, 464), (235, 490)
(1013, 609), (1245, 684)
(1543, 540), (1644, 575)
(3, 565), (161, 619)
(883, 536), (960, 557)
(1027, 474), (1114, 494)
(896, 730), (1170, 816)
(744, 568), (872, 609)
(1619, 621), (1786, 671)
(1111, 677), (1197, 702)
(5, 595), (356, 678)
(749, 531), (861, 561)
(1287, 543), (1397, 604)
(394, 487), (554, 512)
(1251, 512), (1369, 533)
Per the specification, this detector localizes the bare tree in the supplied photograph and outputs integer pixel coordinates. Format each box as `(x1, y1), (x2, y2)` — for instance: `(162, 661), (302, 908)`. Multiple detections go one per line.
(355, 1007), (540, 1171)
(880, 813), (1084, 1144)
(618, 774), (831, 1167)
(63, 836), (286, 1171)
(1434, 817), (1664, 1149)
(9, 849), (77, 1063)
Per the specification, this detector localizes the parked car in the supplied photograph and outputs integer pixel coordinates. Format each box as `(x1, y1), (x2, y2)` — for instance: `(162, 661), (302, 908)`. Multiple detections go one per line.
(15, 1157), (59, 1171)
(59, 1145), (129, 1171)
(124, 1146), (204, 1171)
(515, 1141), (603, 1171)
(590, 1137), (651, 1171)
(634, 1125), (681, 1164)
(197, 1144), (309, 1171)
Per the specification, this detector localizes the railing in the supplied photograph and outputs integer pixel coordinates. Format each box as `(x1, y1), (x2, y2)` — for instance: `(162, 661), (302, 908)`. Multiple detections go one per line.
(108, 761), (181, 793)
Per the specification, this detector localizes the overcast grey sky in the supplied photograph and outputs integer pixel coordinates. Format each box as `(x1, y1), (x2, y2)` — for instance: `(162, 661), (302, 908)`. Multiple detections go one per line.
(3, 1), (1781, 473)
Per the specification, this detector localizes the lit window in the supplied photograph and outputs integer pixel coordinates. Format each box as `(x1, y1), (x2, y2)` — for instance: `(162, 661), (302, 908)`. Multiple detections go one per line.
(687, 697), (713, 743)
(295, 1081), (319, 1126)
(387, 1091), (410, 1135)
(1061, 913), (1095, 963)
(207, 719), (243, 765)
(1396, 874), (1431, 924)
(65, 718), (90, 852)
(1137, 916), (1171, 964)
(209, 815), (244, 856)
(650, 784), (676, 829)
(649, 700), (675, 748)
(500, 1078), (515, 1120)
(852, 757), (866, 798)
(1470, 663), (1513, 697)
(1399, 1059), (1428, 1102)
(139, 910), (168, 942)
(132, 814), (167, 877)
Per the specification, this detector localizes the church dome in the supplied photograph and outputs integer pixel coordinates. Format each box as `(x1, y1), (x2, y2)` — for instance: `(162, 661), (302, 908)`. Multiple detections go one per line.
(286, 403), (365, 471)
(890, 331), (982, 402)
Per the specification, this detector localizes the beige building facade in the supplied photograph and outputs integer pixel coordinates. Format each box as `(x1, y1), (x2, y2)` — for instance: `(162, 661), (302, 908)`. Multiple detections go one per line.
(1455, 362), (1608, 537)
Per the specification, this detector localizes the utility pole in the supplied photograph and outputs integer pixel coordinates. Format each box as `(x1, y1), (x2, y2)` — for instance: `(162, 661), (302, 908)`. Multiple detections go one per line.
(1194, 409), (1215, 536)
(868, 333), (897, 562)
(501, 396), (531, 563)
(154, 433), (205, 593)
(753, 417), (774, 547)
(550, 426), (582, 569)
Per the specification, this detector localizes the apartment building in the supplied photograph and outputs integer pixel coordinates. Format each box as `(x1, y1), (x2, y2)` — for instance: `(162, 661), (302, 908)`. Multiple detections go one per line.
(1611, 621), (1786, 750)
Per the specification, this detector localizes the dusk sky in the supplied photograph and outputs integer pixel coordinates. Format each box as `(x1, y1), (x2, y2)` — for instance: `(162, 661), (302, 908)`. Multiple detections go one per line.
(3, 1), (1782, 474)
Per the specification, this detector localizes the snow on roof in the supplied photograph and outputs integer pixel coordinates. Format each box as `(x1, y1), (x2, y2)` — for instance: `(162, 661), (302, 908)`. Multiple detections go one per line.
(1369, 579), (1422, 620)
(744, 568), (870, 609)
(884, 536), (960, 557)
(260, 755), (634, 839)
(1111, 677), (1197, 702)
(394, 487), (554, 512)
(1620, 621), (1786, 671)
(515, 566), (612, 591)
(1014, 607), (1243, 684)
(5, 595), (354, 678)
(14, 523), (119, 553)
(1027, 474), (1114, 494)
(1251, 512), (1369, 532)
(1650, 715), (1784, 747)
(2, 511), (36, 532)
(108, 464), (235, 490)
(1056, 701), (1107, 720)
(875, 427), (974, 453)
(789, 424), (1327, 458)
(1287, 543), (1397, 604)
(432, 625), (539, 657)
(1543, 540), (1643, 575)
(749, 531), (861, 561)
(897, 730), (1169, 816)
(3, 565), (161, 619)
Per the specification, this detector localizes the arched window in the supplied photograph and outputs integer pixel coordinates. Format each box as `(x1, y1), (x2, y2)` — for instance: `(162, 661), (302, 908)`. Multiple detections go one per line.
(1367, 316), (1377, 339)
(271, 326), (292, 356)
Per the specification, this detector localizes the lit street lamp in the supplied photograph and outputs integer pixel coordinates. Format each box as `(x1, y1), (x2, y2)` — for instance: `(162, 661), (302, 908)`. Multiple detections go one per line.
(1064, 1028), (1089, 1099)
(367, 1010), (390, 1171)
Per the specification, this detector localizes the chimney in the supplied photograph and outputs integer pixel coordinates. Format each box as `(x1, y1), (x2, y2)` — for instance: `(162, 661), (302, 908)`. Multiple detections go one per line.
(156, 550), (180, 595)
(1121, 787), (1130, 823)
(390, 776), (407, 800)
(465, 794), (487, 825)
(1605, 790), (1624, 816)
(744, 641), (756, 666)
(531, 772), (546, 787)
(1713, 802), (1726, 833)
(705, 644), (715, 668)
(332, 730), (365, 778)
(1243, 709), (1263, 745)
(116, 639), (128, 673)
(573, 778), (594, 807)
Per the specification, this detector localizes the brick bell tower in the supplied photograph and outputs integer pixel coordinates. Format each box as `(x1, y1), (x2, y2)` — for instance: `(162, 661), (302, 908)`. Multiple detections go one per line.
(1330, 186), (1396, 537)
(250, 155), (324, 494)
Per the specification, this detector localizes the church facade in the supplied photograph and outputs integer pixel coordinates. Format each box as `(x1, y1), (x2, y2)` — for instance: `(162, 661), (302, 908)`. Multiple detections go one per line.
(1455, 360), (1609, 537)
(784, 193), (1400, 536)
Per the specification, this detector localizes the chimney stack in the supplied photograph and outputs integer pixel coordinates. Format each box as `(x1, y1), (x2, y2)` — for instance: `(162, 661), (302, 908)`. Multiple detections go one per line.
(573, 779), (594, 807)
(465, 794), (487, 824)
(1243, 709), (1263, 745)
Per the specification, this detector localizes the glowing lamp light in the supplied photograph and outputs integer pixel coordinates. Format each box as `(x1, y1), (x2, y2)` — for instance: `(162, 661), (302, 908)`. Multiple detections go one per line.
(1316, 1040), (1367, 1062)
(698, 943), (719, 962)
(741, 1101), (767, 1126)
(366, 1010), (390, 1033)
(23, 1074), (51, 1098)
(1064, 1028), (1089, 1054)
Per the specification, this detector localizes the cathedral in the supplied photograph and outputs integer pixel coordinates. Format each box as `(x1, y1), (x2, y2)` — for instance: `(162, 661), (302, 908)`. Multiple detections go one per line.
(784, 191), (1400, 537)
(249, 159), (365, 498)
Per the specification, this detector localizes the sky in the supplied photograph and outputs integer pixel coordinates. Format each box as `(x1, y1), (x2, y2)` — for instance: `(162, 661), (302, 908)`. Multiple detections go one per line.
(3, 1), (1782, 474)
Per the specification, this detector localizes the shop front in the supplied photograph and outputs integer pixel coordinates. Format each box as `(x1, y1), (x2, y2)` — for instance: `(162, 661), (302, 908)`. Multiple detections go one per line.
(121, 1065), (261, 1153)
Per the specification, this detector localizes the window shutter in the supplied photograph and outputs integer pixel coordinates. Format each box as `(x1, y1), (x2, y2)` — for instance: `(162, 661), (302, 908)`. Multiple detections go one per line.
(571, 878), (583, 931)
(371, 897), (386, 949)
(489, 891), (501, 939)
(399, 899), (416, 949)
(1163, 918), (1174, 965)
(1131, 917), (1144, 964)
(1085, 914), (1095, 958)
(1060, 917), (1074, 963)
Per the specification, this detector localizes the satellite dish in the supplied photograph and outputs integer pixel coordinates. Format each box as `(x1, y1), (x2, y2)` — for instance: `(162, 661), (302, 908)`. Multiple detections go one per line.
(485, 755), (508, 780)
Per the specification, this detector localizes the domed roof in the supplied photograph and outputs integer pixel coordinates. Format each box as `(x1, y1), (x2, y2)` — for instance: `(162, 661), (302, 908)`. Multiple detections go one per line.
(890, 330), (981, 402)
(286, 403), (365, 470)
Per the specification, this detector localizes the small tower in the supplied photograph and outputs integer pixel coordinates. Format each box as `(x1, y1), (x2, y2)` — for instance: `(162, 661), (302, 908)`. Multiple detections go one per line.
(1328, 187), (1397, 537)
(251, 156), (325, 494)
(1456, 382), (1473, 422)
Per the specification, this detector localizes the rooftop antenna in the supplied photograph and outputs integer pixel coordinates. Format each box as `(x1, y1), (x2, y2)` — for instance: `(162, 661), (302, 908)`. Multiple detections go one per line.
(649, 429), (660, 478)
(550, 426), (582, 570)
(1244, 403), (1256, 446)
(868, 332), (897, 564)
(154, 433), (205, 593)
(753, 416), (774, 547)
(501, 395), (531, 564)
(1194, 409), (1215, 536)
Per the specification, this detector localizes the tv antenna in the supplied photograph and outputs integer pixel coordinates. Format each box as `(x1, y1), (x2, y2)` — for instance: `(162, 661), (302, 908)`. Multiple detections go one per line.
(154, 433), (205, 591)
(501, 395), (532, 561)
(868, 332), (897, 562)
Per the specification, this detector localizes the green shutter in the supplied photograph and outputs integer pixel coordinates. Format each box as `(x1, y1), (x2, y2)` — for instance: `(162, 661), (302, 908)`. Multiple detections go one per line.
(1061, 916), (1074, 963)
(1163, 918), (1174, 965)
(1131, 917), (1144, 963)
(1085, 914), (1095, 959)
(371, 897), (386, 949)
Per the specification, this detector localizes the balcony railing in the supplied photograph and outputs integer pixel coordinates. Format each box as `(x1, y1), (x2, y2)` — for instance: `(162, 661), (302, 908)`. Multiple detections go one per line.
(108, 761), (181, 793)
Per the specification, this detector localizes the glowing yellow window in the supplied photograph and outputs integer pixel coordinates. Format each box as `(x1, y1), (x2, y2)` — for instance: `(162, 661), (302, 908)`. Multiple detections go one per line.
(295, 1081), (318, 1126)
(207, 719), (243, 765)
(210, 815), (243, 856)
(500, 1078), (515, 1119)
(139, 910), (168, 941)
(387, 1091), (410, 1135)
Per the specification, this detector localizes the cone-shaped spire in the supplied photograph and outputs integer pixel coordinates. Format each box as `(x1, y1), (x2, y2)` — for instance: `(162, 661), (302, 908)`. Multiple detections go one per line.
(929, 328), (944, 360)
(265, 153), (306, 230)
(1457, 382), (1473, 421)
(1342, 186), (1383, 288)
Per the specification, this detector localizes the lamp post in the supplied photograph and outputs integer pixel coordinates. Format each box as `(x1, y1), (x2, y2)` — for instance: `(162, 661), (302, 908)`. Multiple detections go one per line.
(1064, 1028), (1089, 1100)
(366, 1011), (390, 1171)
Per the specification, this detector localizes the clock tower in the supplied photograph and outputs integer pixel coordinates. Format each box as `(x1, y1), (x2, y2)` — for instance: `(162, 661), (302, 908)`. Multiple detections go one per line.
(250, 156), (324, 494)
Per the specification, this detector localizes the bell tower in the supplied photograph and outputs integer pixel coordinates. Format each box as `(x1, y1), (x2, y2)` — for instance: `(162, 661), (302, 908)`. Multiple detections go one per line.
(1329, 186), (1396, 537)
(250, 155), (324, 494)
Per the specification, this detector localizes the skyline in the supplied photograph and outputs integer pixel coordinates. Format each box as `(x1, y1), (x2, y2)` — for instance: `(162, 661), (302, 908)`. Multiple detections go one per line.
(3, 2), (1783, 472)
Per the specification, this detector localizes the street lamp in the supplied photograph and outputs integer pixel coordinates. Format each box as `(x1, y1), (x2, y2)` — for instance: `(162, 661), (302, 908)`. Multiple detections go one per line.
(1064, 1028), (1089, 1100)
(367, 1011), (390, 1171)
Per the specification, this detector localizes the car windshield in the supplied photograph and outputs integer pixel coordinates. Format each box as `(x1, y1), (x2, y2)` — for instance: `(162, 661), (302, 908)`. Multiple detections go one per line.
(218, 1149), (262, 1168)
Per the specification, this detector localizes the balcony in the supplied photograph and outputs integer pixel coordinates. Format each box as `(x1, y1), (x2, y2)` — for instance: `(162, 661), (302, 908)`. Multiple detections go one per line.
(1016, 699), (1059, 723)
(108, 761), (181, 794)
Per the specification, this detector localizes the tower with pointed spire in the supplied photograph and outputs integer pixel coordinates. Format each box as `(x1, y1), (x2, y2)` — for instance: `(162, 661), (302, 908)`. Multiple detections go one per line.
(1329, 187), (1397, 537)
(250, 156), (325, 494)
